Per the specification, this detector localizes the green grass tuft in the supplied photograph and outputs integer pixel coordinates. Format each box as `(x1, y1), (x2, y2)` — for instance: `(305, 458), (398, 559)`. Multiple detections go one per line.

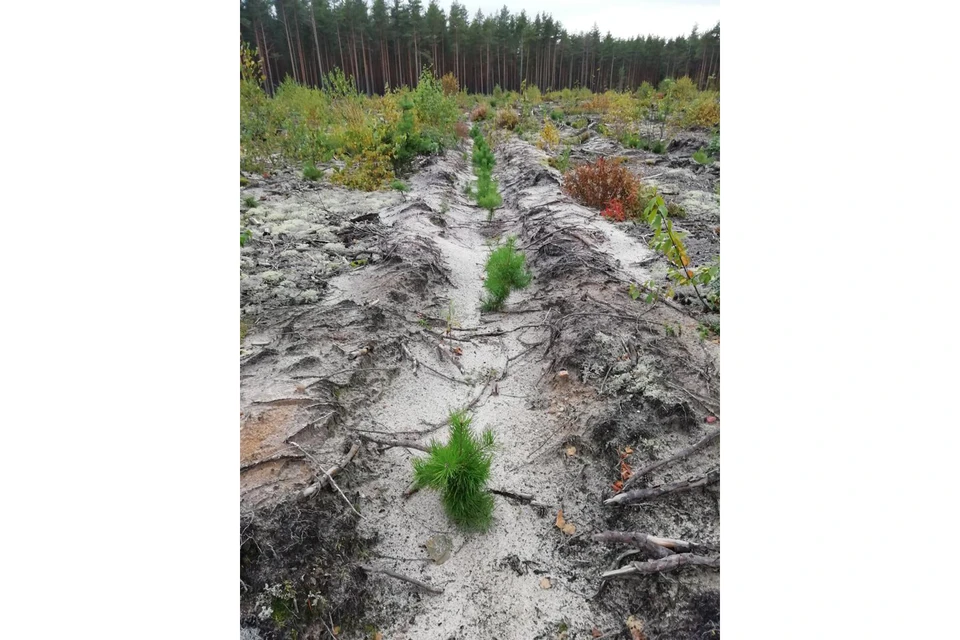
(481, 236), (532, 311)
(303, 161), (323, 181)
(243, 196), (257, 209)
(412, 410), (495, 531)
(240, 176), (249, 187)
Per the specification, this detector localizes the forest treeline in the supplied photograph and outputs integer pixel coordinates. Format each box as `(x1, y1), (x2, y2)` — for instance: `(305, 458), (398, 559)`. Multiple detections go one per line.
(240, 1), (720, 95)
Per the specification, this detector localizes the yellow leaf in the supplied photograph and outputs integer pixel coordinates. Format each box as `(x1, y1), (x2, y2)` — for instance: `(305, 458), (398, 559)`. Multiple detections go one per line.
(555, 509), (565, 529)
(562, 523), (576, 535)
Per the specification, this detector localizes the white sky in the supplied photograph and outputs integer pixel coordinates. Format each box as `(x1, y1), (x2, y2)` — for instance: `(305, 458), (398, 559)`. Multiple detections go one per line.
(468, 0), (720, 40)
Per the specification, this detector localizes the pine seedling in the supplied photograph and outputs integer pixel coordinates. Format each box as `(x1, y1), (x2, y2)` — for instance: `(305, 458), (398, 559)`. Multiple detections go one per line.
(481, 236), (532, 311)
(412, 410), (495, 531)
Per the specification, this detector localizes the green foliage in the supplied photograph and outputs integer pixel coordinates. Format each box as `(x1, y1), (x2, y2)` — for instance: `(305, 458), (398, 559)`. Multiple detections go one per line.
(303, 161), (323, 180)
(706, 131), (720, 157)
(651, 140), (666, 154)
(692, 149), (710, 164)
(548, 146), (571, 173)
(470, 127), (502, 216)
(412, 410), (495, 531)
(240, 176), (249, 187)
(243, 196), (257, 209)
(390, 179), (410, 192)
(641, 193), (717, 311)
(240, 229), (252, 247)
(549, 109), (564, 121)
(482, 237), (532, 311)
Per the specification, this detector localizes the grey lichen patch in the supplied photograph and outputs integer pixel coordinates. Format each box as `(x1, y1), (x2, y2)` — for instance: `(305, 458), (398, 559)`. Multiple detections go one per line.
(266, 211), (288, 222)
(280, 249), (299, 259)
(296, 289), (320, 304)
(323, 242), (347, 255)
(260, 270), (284, 284)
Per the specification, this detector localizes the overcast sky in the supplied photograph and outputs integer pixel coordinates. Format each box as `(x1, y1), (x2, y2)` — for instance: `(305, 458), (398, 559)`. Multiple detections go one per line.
(468, 0), (720, 40)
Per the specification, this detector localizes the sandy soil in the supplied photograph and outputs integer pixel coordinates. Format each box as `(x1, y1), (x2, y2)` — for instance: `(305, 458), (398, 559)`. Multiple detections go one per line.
(240, 117), (720, 640)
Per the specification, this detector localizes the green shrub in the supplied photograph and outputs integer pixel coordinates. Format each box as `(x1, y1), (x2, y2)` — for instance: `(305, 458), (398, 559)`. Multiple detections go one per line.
(482, 237), (532, 311)
(303, 161), (323, 181)
(651, 140), (666, 154)
(390, 179), (409, 192)
(412, 410), (495, 531)
(240, 229), (252, 247)
(692, 148), (714, 165)
(549, 109), (564, 121)
(706, 131), (720, 157)
(548, 147), (571, 172)
(240, 176), (249, 187)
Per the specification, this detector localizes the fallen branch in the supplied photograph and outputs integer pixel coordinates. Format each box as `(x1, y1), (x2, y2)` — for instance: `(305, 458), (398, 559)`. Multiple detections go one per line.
(359, 565), (443, 595)
(592, 531), (718, 556)
(291, 442), (362, 517)
(300, 442), (360, 499)
(601, 553), (719, 578)
(240, 451), (305, 472)
(620, 430), (720, 492)
(491, 487), (553, 511)
(359, 433), (430, 453)
(605, 468), (719, 505)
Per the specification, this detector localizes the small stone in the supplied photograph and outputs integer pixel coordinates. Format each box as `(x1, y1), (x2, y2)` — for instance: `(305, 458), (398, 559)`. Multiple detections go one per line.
(540, 577), (552, 589)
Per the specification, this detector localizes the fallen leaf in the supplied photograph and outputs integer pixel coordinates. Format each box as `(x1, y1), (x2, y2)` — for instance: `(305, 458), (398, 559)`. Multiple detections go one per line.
(332, 627), (340, 635)
(620, 460), (633, 480)
(562, 523), (576, 535)
(611, 480), (623, 492)
(555, 509), (565, 529)
(540, 577), (552, 589)
(592, 629), (602, 638)
(452, 346), (463, 356)
(624, 446), (633, 454)
(704, 416), (717, 424)
(566, 446), (577, 457)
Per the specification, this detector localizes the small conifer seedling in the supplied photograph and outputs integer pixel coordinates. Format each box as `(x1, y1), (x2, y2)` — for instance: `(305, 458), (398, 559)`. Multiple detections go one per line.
(412, 411), (495, 531)
(481, 236), (532, 311)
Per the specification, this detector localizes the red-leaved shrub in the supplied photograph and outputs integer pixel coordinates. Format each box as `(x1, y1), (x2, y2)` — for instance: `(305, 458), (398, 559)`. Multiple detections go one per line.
(562, 157), (640, 213)
(455, 120), (470, 139)
(601, 198), (627, 221)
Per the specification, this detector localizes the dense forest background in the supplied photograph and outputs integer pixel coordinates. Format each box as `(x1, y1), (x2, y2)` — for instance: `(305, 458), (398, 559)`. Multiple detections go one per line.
(240, 1), (720, 95)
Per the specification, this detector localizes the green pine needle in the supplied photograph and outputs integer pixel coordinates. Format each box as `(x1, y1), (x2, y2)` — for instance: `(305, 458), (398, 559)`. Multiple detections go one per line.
(412, 410), (495, 531)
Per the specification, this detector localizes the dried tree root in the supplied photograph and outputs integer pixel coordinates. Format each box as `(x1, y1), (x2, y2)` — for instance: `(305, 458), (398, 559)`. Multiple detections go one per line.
(359, 433), (430, 452)
(360, 565), (444, 595)
(620, 430), (720, 492)
(299, 442), (360, 499)
(592, 531), (719, 556)
(605, 468), (719, 505)
(601, 553), (720, 578)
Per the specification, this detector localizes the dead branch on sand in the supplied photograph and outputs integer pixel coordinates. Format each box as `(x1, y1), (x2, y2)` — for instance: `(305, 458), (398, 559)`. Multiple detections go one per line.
(620, 430), (719, 492)
(592, 531), (718, 556)
(358, 433), (430, 452)
(605, 468), (719, 505)
(299, 442), (361, 499)
(359, 565), (444, 595)
(601, 553), (719, 579)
